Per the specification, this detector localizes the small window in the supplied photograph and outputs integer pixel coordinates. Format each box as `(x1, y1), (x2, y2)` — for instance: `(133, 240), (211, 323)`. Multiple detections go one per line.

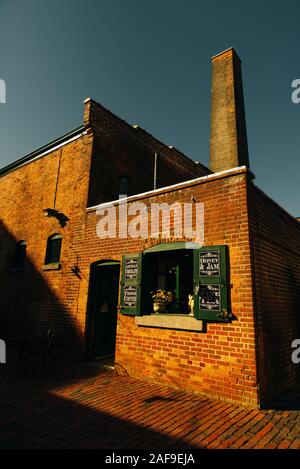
(119, 175), (131, 199)
(12, 240), (26, 269)
(45, 234), (62, 265)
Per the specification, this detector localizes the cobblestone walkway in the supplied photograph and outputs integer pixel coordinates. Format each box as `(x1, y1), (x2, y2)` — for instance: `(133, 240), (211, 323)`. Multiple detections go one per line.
(0, 362), (300, 449)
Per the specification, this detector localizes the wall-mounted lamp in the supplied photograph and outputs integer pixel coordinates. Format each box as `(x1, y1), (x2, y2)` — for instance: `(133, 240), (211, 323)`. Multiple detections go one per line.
(43, 208), (59, 217)
(43, 208), (70, 227)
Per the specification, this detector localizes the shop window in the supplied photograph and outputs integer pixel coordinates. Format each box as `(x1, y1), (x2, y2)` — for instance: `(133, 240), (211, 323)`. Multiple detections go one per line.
(120, 244), (231, 322)
(45, 234), (62, 265)
(144, 249), (193, 314)
(12, 240), (26, 269)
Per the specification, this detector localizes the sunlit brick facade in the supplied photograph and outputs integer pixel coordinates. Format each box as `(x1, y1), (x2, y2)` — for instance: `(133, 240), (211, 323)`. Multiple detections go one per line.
(1, 48), (300, 408)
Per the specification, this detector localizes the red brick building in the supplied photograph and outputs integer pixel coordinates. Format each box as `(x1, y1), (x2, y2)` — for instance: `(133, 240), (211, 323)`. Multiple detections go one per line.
(1, 48), (300, 408)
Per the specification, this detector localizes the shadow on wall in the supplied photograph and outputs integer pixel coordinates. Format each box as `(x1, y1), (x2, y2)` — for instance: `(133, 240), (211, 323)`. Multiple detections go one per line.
(0, 220), (202, 449)
(257, 254), (300, 406)
(0, 220), (83, 358)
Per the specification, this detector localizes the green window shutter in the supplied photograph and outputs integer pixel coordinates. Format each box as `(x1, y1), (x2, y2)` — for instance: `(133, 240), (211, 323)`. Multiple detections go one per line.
(193, 245), (231, 322)
(120, 253), (143, 316)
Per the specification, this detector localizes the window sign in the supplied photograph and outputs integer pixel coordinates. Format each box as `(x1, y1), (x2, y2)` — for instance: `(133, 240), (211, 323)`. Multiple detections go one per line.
(199, 250), (220, 276)
(199, 284), (221, 311)
(125, 258), (138, 280)
(124, 285), (137, 308)
(121, 254), (142, 316)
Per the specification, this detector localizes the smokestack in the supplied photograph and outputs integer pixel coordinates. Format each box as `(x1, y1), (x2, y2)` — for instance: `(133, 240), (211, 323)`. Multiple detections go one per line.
(209, 48), (249, 173)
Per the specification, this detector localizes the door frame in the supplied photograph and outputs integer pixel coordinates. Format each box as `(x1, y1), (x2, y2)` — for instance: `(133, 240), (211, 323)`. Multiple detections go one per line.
(84, 259), (120, 361)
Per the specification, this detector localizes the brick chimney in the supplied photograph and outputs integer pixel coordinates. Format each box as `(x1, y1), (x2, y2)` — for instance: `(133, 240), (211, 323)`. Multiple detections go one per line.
(209, 48), (249, 173)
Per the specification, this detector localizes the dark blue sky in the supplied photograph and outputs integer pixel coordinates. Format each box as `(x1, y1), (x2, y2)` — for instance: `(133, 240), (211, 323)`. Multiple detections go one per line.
(0, 0), (299, 215)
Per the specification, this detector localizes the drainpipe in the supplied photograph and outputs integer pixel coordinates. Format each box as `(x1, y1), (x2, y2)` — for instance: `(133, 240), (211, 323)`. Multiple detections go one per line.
(153, 152), (159, 190)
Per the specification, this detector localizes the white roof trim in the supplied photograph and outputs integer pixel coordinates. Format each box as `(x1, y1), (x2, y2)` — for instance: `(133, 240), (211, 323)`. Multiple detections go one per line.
(86, 165), (250, 212)
(12, 131), (87, 171)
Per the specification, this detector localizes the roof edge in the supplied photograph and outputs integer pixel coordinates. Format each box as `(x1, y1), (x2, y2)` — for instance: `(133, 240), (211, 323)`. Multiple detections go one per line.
(86, 98), (211, 175)
(0, 125), (85, 177)
(87, 165), (254, 212)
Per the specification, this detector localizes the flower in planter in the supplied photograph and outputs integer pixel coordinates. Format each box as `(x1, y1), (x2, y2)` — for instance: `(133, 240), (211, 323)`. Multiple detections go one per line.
(151, 289), (174, 305)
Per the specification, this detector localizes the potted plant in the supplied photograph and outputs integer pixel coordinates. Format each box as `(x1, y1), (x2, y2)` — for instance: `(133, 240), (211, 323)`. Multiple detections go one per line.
(151, 289), (174, 313)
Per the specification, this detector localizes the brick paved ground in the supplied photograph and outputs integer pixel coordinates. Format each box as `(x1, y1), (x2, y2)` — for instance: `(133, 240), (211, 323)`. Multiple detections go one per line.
(0, 360), (300, 449)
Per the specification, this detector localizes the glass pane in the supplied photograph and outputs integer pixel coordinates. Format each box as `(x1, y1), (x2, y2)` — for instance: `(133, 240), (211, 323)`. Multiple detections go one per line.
(13, 242), (26, 268)
(119, 176), (130, 198)
(45, 236), (62, 264)
(146, 249), (193, 313)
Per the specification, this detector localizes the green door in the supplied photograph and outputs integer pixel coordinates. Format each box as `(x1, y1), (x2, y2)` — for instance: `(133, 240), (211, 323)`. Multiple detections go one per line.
(87, 262), (120, 360)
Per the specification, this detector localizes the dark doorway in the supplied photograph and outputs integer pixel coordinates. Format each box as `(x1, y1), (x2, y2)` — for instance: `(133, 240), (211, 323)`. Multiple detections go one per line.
(86, 261), (120, 361)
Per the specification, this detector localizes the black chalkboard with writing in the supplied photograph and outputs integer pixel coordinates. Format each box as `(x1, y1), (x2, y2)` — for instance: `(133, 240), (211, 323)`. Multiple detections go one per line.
(125, 258), (139, 280)
(199, 284), (221, 311)
(124, 285), (137, 307)
(199, 250), (220, 276)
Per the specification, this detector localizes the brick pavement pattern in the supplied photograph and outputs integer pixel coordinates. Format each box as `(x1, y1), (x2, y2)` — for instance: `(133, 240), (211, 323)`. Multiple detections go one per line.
(0, 364), (300, 449)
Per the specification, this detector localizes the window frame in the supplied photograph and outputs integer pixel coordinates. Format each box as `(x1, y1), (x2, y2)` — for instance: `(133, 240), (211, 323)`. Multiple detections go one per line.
(143, 248), (194, 315)
(44, 233), (62, 267)
(11, 240), (27, 271)
(120, 243), (231, 323)
(118, 175), (131, 199)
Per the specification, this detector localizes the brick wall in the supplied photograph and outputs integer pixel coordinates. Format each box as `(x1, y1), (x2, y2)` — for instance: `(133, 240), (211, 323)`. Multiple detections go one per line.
(0, 131), (93, 354)
(0, 98), (209, 356)
(84, 98), (211, 206)
(2, 95), (299, 408)
(248, 181), (300, 404)
(81, 168), (259, 407)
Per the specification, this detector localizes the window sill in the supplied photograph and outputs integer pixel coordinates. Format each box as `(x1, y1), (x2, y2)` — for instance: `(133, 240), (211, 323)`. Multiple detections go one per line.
(42, 263), (61, 271)
(135, 314), (203, 332)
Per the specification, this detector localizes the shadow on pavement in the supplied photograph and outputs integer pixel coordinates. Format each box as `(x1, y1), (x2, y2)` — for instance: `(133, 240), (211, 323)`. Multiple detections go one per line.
(0, 360), (201, 449)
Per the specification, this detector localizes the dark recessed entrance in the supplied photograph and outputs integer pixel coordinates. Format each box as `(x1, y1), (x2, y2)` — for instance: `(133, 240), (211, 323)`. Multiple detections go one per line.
(86, 261), (120, 361)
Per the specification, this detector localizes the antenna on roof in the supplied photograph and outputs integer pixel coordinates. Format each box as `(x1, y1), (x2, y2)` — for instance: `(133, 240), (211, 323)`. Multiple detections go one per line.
(153, 152), (159, 190)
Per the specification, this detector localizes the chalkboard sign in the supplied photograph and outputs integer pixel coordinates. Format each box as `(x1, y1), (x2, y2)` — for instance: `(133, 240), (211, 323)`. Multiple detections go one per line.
(125, 258), (139, 280)
(124, 285), (137, 307)
(199, 250), (220, 276)
(199, 284), (221, 311)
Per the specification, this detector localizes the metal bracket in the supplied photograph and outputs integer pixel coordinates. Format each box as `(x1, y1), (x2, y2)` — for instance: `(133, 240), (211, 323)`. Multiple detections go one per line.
(217, 308), (232, 320)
